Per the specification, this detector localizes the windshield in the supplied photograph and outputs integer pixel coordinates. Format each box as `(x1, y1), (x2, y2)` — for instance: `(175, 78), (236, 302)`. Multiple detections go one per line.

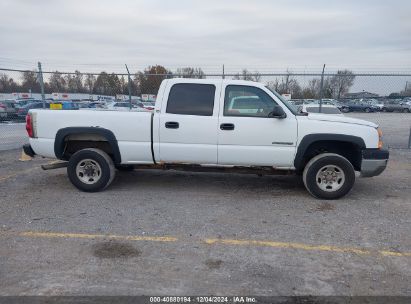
(265, 86), (297, 115)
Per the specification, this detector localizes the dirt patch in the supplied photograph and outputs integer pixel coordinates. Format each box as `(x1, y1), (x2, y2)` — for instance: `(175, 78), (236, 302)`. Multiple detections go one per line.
(315, 202), (335, 211)
(205, 259), (223, 269)
(92, 241), (141, 259)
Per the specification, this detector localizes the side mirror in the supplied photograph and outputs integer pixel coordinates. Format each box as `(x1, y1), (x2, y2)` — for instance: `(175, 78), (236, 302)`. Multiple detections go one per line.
(268, 105), (287, 118)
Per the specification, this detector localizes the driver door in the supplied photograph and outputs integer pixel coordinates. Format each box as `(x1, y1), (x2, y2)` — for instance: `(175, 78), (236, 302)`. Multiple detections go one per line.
(217, 84), (297, 167)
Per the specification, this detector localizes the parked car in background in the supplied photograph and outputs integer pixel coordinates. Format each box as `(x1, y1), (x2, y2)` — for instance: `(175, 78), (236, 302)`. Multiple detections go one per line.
(340, 100), (380, 113)
(298, 104), (344, 116)
(17, 102), (50, 119)
(88, 102), (106, 108)
(364, 99), (384, 111)
(0, 100), (18, 119)
(105, 101), (148, 112)
(105, 101), (133, 111)
(15, 98), (39, 108)
(0, 104), (6, 120)
(381, 99), (411, 112)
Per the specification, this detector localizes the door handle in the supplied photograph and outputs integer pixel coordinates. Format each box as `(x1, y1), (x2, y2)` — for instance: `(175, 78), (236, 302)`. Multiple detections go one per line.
(220, 123), (235, 130)
(165, 121), (179, 129)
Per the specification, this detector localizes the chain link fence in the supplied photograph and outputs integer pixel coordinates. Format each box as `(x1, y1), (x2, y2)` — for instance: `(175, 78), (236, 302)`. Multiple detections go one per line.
(1, 67), (410, 151)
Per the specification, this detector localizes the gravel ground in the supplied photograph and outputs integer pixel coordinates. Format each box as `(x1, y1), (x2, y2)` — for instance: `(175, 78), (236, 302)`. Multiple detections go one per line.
(0, 146), (410, 296)
(346, 112), (411, 149)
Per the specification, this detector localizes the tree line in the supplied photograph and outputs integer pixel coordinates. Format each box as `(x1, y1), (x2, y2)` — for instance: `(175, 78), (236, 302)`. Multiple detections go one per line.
(0, 65), (359, 99)
(234, 69), (356, 99)
(0, 65), (205, 96)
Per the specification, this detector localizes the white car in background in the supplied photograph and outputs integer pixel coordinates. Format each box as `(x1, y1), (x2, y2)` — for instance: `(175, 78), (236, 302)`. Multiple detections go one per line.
(363, 99), (384, 111)
(105, 101), (148, 112)
(299, 104), (344, 116)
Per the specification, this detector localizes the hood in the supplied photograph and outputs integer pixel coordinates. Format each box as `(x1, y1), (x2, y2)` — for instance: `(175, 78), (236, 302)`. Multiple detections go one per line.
(305, 113), (378, 128)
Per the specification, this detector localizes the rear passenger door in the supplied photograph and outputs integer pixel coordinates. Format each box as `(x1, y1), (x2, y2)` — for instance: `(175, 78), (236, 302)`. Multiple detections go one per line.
(158, 81), (221, 165)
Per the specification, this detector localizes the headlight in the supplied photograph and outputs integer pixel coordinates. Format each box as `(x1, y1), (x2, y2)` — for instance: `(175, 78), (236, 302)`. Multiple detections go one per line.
(377, 128), (383, 149)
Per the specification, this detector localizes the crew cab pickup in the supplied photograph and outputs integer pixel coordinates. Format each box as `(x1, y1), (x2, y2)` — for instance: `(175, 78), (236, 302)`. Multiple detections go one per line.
(24, 79), (389, 199)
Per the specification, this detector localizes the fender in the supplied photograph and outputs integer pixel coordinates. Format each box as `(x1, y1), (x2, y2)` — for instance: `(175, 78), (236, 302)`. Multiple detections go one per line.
(54, 127), (121, 164)
(294, 134), (366, 170)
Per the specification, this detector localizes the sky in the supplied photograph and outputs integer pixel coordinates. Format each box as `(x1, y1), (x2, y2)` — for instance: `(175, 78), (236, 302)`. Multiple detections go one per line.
(0, 0), (410, 75)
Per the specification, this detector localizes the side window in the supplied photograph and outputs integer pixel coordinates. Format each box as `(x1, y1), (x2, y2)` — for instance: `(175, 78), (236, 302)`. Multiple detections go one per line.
(224, 85), (278, 117)
(166, 83), (215, 116)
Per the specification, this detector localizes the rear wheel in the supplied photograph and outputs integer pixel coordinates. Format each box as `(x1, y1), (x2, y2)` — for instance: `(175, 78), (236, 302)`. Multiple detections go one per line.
(403, 108), (410, 113)
(303, 153), (355, 199)
(382, 107), (387, 112)
(67, 148), (115, 192)
(365, 107), (371, 113)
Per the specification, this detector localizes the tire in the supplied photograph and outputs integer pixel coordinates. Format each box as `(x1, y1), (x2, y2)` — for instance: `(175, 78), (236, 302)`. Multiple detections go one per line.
(67, 148), (115, 192)
(303, 153), (355, 200)
(403, 108), (410, 113)
(341, 107), (349, 113)
(382, 108), (387, 112)
(365, 107), (371, 113)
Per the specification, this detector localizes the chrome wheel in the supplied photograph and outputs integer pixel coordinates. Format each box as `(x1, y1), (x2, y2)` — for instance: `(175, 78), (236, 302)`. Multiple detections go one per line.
(315, 165), (345, 192)
(76, 159), (102, 184)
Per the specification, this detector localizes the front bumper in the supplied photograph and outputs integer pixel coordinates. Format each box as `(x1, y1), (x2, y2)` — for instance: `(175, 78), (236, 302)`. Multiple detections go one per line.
(360, 149), (389, 177)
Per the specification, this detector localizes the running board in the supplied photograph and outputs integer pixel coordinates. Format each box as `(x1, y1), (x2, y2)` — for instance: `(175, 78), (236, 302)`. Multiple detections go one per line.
(41, 161), (68, 170)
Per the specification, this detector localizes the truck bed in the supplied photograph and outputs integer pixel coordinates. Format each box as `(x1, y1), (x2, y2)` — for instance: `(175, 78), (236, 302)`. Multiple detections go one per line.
(30, 109), (154, 164)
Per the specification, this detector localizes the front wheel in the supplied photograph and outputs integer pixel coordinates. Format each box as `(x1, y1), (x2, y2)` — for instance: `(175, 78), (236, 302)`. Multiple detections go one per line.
(303, 153), (355, 199)
(67, 148), (115, 192)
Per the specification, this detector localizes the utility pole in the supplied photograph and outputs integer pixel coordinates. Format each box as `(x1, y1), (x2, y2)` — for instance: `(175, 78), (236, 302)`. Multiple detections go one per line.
(222, 64), (225, 79)
(319, 64), (326, 113)
(37, 62), (45, 108)
(125, 64), (132, 110)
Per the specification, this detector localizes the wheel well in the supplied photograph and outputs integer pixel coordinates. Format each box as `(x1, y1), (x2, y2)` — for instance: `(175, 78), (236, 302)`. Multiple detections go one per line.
(62, 134), (114, 162)
(55, 127), (121, 164)
(300, 140), (362, 171)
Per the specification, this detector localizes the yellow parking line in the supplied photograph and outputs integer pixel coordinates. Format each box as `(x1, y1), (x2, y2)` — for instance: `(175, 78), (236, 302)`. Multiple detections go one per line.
(204, 238), (411, 258)
(379, 250), (411, 257)
(19, 231), (177, 242)
(1, 231), (409, 258)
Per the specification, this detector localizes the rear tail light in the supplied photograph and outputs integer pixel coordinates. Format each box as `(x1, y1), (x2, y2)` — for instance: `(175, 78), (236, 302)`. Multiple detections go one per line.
(26, 113), (35, 138)
(0, 104), (5, 109)
(377, 128), (383, 149)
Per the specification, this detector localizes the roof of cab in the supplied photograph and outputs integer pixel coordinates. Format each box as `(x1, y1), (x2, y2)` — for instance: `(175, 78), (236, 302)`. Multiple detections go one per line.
(165, 78), (265, 87)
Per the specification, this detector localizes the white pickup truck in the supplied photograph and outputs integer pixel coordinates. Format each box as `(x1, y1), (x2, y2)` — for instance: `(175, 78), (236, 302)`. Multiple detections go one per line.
(24, 78), (389, 199)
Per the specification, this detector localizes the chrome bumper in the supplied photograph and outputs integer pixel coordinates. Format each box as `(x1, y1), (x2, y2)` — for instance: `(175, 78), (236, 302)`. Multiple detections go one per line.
(360, 149), (389, 177)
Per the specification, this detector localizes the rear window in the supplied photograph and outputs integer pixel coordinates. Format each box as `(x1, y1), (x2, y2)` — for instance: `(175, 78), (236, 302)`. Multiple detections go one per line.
(166, 83), (215, 116)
